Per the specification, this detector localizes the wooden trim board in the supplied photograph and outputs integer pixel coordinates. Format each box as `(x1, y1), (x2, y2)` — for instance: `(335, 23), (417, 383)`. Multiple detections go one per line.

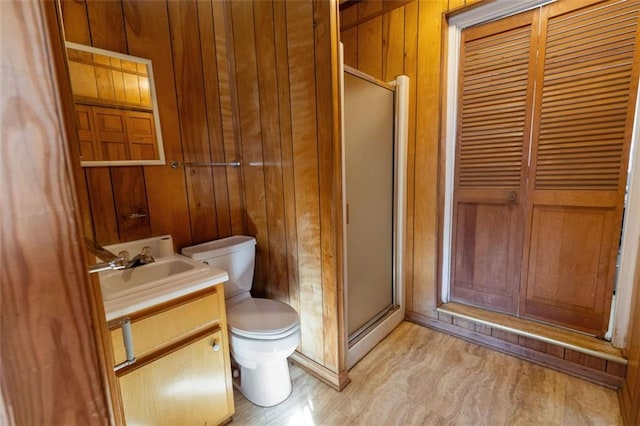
(289, 351), (351, 391)
(437, 303), (625, 364)
(407, 312), (625, 390)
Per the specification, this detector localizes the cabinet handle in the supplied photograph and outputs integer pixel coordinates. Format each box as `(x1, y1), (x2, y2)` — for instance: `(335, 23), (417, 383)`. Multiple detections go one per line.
(114, 317), (136, 372)
(212, 341), (221, 352)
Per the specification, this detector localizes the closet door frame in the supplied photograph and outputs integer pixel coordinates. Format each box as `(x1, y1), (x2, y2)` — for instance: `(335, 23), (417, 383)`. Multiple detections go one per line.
(440, 0), (640, 344)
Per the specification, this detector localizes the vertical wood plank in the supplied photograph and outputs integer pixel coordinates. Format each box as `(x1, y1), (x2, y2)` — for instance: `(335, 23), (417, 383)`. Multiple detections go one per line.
(111, 167), (151, 241)
(198, 0), (232, 238)
(1, 1), (110, 422)
(86, 0), (127, 51)
(412, 0), (447, 316)
(253, 0), (290, 302)
(230, 0), (270, 296)
(167, 0), (218, 244)
(123, 0), (193, 250)
(382, 6), (405, 81)
(287, 0), (324, 364)
(59, 0), (91, 44)
(273, 0), (301, 315)
(213, 0), (246, 237)
(86, 169), (120, 243)
(357, 1), (383, 79)
(341, 5), (358, 68)
(403, 0), (419, 313)
(314, 0), (341, 373)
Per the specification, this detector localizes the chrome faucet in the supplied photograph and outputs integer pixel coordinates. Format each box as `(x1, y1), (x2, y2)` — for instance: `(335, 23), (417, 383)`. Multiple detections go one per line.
(85, 238), (127, 274)
(85, 239), (155, 274)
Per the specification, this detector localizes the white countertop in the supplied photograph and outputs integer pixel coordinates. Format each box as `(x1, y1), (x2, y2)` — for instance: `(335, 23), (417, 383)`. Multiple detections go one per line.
(102, 259), (228, 322)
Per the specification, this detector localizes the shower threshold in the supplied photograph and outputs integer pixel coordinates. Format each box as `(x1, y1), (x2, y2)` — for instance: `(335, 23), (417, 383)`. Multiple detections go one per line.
(348, 304), (400, 347)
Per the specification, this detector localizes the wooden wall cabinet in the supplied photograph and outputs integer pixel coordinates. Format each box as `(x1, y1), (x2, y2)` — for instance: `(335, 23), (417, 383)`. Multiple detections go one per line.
(74, 104), (157, 161)
(108, 286), (234, 425)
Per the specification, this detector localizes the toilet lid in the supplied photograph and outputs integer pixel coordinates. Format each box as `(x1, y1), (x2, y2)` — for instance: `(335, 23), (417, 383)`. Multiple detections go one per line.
(227, 298), (299, 336)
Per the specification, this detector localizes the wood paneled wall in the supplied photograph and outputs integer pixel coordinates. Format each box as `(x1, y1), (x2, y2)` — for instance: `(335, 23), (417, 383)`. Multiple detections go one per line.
(61, 0), (244, 250)
(61, 0), (345, 385)
(340, 0), (478, 319)
(227, 0), (343, 377)
(620, 240), (640, 423)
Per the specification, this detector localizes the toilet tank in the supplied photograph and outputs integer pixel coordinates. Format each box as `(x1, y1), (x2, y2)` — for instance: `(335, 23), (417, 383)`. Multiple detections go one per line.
(182, 236), (256, 299)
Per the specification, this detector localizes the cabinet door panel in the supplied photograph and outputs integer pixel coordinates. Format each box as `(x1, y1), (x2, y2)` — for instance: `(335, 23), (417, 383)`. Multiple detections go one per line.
(74, 104), (101, 161)
(451, 199), (523, 313)
(126, 110), (158, 160)
(118, 329), (231, 426)
(92, 106), (130, 160)
(521, 205), (616, 333)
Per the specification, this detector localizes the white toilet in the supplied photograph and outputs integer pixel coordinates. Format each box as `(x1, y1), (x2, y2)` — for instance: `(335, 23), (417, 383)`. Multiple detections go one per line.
(182, 236), (300, 407)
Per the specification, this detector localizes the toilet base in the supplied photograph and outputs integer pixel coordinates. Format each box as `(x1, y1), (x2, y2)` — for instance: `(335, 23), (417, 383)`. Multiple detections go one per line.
(235, 358), (292, 407)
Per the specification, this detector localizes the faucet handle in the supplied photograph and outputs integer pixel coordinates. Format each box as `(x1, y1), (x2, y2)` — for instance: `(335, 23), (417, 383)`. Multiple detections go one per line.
(140, 246), (155, 264)
(118, 250), (130, 263)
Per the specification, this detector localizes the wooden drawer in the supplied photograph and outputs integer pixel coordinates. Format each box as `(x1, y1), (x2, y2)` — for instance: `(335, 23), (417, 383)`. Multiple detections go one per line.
(110, 289), (220, 365)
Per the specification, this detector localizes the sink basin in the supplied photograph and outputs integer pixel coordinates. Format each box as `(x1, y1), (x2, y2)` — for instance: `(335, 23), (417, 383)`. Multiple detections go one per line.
(100, 256), (209, 301)
(98, 236), (228, 321)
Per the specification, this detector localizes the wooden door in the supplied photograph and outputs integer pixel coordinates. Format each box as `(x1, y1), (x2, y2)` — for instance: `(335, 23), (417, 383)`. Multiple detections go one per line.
(450, 12), (538, 314)
(520, 0), (640, 335)
(2, 1), (112, 422)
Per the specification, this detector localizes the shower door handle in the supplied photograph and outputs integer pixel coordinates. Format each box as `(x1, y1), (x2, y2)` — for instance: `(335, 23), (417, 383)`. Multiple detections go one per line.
(346, 203), (350, 225)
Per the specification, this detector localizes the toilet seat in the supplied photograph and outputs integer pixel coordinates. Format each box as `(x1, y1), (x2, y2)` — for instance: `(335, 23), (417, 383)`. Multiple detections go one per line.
(227, 298), (299, 340)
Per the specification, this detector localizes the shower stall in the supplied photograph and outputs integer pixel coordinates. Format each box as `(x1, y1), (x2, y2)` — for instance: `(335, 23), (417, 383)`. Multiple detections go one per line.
(341, 62), (409, 369)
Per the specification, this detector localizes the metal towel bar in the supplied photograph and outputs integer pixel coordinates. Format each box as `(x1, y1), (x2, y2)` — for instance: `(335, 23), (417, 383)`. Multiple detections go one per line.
(171, 160), (241, 169)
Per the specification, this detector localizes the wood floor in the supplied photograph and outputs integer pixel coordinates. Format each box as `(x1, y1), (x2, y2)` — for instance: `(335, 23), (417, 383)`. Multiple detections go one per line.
(232, 321), (622, 425)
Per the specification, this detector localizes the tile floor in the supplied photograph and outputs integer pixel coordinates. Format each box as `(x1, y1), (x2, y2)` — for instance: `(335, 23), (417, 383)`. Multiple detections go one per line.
(231, 321), (622, 426)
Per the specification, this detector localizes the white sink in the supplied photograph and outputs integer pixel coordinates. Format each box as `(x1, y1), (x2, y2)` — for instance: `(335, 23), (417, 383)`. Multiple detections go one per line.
(100, 256), (208, 301)
(99, 236), (228, 321)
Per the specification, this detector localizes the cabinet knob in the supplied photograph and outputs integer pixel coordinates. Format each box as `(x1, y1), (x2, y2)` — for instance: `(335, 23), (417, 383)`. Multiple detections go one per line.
(212, 341), (221, 352)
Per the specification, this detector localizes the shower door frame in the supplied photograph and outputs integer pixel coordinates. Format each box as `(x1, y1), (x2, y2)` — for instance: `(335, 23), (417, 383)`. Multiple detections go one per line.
(341, 58), (409, 369)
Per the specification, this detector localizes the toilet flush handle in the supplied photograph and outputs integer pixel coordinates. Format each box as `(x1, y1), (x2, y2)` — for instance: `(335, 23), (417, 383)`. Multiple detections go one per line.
(212, 340), (221, 352)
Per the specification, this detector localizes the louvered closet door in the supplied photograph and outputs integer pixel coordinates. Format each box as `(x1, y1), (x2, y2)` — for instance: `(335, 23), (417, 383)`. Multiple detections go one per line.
(450, 12), (538, 314)
(521, 0), (640, 335)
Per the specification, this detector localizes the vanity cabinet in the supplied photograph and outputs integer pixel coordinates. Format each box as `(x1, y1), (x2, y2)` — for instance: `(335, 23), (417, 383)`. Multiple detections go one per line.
(108, 285), (234, 425)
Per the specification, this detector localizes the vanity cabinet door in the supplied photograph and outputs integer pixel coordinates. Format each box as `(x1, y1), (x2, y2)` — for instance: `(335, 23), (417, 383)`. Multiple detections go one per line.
(118, 328), (231, 425)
